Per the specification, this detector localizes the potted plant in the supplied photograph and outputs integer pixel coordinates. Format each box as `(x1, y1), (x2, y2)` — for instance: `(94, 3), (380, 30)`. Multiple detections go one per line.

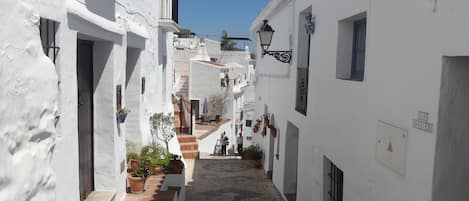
(264, 115), (270, 127)
(241, 145), (263, 168)
(253, 125), (259, 133)
(269, 125), (277, 138)
(117, 107), (130, 123)
(140, 144), (171, 175)
(127, 152), (139, 172)
(262, 126), (267, 137)
(128, 158), (151, 193)
(150, 113), (176, 151)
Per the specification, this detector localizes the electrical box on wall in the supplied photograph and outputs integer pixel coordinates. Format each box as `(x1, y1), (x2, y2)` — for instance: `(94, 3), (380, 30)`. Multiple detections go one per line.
(375, 120), (408, 176)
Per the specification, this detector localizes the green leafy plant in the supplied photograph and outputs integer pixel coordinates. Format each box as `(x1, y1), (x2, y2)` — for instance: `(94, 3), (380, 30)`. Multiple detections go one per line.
(126, 152), (139, 162)
(242, 145), (263, 160)
(150, 113), (176, 150)
(140, 144), (172, 169)
(132, 158), (151, 178)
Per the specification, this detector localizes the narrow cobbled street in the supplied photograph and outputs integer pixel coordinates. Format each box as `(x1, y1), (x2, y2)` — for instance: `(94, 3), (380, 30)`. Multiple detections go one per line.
(185, 155), (283, 201)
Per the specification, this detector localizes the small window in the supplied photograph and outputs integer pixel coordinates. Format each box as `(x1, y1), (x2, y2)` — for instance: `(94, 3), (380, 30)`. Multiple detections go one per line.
(351, 19), (367, 81)
(336, 13), (367, 81)
(39, 18), (59, 64)
(245, 120), (252, 127)
(141, 77), (146, 94)
(323, 157), (344, 201)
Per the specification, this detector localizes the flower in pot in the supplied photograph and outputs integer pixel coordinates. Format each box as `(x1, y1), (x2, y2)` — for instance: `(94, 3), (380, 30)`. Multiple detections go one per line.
(264, 115), (270, 127)
(127, 152), (139, 172)
(117, 107), (130, 123)
(128, 158), (151, 193)
(141, 144), (171, 175)
(269, 125), (277, 138)
(253, 125), (259, 133)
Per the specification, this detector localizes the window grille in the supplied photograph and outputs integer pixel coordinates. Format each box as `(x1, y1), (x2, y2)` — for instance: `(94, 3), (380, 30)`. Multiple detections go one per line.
(327, 161), (343, 201)
(39, 18), (59, 64)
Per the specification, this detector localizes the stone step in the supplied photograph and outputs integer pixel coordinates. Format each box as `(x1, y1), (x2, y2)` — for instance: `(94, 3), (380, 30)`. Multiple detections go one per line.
(180, 142), (198, 151)
(177, 135), (197, 143)
(182, 150), (199, 159)
(85, 191), (116, 201)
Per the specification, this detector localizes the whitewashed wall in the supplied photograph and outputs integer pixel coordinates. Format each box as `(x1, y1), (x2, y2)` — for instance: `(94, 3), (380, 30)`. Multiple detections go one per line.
(0, 0), (181, 201)
(251, 0), (469, 201)
(0, 1), (61, 201)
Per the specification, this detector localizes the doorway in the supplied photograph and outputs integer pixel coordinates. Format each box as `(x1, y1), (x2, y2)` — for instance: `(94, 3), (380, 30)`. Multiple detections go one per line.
(432, 56), (469, 201)
(77, 39), (95, 201)
(284, 121), (299, 201)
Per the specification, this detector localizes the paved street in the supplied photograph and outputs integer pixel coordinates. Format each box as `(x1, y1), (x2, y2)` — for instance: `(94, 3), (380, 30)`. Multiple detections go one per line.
(184, 156), (283, 201)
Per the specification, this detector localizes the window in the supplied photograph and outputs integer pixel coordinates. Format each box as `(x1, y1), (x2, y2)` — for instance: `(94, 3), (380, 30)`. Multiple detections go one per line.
(323, 157), (343, 201)
(245, 120), (252, 127)
(295, 8), (312, 115)
(141, 77), (146, 94)
(351, 19), (367, 80)
(39, 18), (59, 64)
(336, 13), (367, 81)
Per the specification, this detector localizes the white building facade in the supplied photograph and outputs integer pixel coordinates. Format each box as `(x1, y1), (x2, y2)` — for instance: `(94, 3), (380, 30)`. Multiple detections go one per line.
(251, 0), (469, 201)
(0, 0), (181, 201)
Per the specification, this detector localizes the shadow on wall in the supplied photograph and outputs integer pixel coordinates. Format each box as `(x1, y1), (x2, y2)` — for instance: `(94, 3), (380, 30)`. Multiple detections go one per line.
(85, 0), (115, 21)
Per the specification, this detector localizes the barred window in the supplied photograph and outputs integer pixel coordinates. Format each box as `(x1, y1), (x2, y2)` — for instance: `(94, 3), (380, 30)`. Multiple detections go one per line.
(39, 18), (59, 64)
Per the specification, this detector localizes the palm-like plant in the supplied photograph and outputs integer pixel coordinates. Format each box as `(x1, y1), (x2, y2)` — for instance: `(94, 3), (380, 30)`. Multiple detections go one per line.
(150, 113), (176, 151)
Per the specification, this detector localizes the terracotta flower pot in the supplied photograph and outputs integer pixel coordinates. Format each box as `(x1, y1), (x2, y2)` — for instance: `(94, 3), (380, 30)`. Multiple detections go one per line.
(152, 166), (164, 175)
(129, 159), (139, 172)
(253, 126), (259, 133)
(262, 127), (267, 136)
(128, 175), (145, 193)
(270, 126), (277, 138)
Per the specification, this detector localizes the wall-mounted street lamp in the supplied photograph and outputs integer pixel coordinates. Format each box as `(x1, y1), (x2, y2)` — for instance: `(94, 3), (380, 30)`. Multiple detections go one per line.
(257, 20), (292, 63)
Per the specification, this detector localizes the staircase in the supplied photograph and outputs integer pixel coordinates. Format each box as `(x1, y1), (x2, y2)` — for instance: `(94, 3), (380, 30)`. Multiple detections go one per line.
(177, 135), (199, 159)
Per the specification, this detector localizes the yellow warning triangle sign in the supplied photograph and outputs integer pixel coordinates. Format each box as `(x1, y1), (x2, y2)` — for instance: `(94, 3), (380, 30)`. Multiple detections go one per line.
(387, 142), (393, 153)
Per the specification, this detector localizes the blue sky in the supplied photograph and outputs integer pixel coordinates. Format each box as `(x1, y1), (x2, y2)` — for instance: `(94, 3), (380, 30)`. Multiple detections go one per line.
(179, 0), (269, 42)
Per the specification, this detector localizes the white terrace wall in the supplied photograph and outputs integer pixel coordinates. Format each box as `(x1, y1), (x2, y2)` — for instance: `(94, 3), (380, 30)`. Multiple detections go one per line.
(0, 1), (61, 201)
(0, 0), (181, 201)
(251, 0), (469, 201)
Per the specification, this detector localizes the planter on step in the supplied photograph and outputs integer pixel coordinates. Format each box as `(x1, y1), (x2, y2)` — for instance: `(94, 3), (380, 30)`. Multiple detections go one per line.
(152, 166), (164, 175)
(127, 175), (145, 193)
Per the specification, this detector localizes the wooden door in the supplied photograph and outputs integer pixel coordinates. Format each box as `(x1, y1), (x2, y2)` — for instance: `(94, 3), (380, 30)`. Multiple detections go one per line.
(77, 39), (94, 201)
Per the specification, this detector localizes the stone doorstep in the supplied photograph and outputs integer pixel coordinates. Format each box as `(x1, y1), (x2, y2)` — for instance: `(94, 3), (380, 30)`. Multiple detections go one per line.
(85, 191), (116, 201)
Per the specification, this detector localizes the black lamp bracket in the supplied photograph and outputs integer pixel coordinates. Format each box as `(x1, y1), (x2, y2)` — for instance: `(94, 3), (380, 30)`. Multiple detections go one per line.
(263, 50), (292, 63)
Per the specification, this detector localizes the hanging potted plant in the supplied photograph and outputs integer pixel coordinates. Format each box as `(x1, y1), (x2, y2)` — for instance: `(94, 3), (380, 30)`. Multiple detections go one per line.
(253, 125), (259, 133)
(128, 158), (151, 193)
(117, 107), (130, 123)
(269, 125), (277, 138)
(261, 126), (267, 137)
(264, 115), (270, 127)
